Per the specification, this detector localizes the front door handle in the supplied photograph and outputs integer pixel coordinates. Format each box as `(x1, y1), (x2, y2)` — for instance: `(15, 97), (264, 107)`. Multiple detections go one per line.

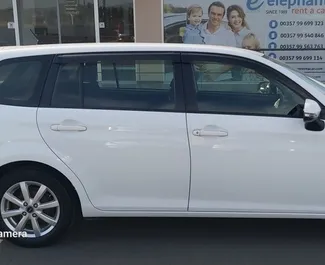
(192, 127), (228, 137)
(50, 124), (87, 132)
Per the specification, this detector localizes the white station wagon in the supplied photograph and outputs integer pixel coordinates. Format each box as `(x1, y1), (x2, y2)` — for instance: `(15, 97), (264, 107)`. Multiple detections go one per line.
(0, 43), (325, 248)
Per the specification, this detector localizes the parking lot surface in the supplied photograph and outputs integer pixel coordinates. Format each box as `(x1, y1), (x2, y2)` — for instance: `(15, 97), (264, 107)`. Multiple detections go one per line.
(1, 217), (325, 265)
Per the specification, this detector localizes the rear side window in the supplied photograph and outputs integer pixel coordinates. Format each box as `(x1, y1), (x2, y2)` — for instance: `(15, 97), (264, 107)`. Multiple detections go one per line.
(51, 63), (81, 108)
(83, 59), (175, 110)
(0, 56), (53, 107)
(50, 53), (182, 112)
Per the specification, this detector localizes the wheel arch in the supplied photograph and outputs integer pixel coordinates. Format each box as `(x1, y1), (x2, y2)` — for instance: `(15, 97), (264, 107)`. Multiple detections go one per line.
(0, 160), (83, 223)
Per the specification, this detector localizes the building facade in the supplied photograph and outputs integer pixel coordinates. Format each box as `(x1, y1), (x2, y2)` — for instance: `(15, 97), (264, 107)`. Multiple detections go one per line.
(0, 0), (164, 46)
(0, 0), (324, 82)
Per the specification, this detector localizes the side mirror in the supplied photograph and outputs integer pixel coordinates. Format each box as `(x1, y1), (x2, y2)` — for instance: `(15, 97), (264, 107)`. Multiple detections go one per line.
(303, 99), (321, 122)
(303, 99), (324, 131)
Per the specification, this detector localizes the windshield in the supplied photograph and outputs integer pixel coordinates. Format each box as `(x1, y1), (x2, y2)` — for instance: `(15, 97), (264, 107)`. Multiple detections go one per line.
(263, 55), (325, 94)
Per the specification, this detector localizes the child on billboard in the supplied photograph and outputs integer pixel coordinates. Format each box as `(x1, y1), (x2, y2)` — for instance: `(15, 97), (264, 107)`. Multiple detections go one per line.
(183, 4), (205, 44)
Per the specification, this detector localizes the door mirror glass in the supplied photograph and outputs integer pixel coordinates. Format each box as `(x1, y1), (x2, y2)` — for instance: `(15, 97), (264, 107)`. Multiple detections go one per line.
(303, 99), (325, 131)
(303, 99), (321, 122)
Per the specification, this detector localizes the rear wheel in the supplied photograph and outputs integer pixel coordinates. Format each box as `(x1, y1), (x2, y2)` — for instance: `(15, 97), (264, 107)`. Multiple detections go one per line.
(0, 166), (73, 247)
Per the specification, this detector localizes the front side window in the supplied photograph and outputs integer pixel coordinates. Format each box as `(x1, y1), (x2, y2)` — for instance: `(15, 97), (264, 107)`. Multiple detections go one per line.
(51, 54), (179, 111)
(189, 58), (305, 117)
(265, 55), (325, 94)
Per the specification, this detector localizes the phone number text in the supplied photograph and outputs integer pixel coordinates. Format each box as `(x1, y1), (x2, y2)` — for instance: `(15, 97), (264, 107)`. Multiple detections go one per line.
(280, 33), (324, 38)
(278, 55), (323, 61)
(279, 21), (324, 26)
(279, 44), (324, 49)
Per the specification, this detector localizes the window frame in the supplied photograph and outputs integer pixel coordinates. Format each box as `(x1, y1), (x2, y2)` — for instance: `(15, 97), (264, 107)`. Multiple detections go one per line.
(0, 55), (54, 107)
(40, 52), (185, 113)
(181, 52), (324, 118)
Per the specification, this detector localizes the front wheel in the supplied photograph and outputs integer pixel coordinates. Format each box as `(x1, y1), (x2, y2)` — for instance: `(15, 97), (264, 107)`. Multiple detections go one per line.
(0, 166), (73, 247)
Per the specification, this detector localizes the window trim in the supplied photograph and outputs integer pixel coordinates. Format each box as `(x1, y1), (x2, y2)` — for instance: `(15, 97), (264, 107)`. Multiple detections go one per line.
(53, 51), (181, 63)
(0, 55), (54, 107)
(39, 61), (60, 108)
(40, 52), (185, 113)
(181, 52), (324, 118)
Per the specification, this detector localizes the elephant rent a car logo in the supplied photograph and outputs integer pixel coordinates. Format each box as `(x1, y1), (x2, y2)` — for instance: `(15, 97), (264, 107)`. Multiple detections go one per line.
(247, 0), (325, 11)
(246, 0), (264, 11)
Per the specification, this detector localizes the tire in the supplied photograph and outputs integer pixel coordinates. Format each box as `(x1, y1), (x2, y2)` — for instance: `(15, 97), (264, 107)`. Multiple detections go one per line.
(0, 166), (73, 248)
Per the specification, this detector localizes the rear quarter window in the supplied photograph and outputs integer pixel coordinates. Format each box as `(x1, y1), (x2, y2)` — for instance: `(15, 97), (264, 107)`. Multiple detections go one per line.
(0, 55), (53, 107)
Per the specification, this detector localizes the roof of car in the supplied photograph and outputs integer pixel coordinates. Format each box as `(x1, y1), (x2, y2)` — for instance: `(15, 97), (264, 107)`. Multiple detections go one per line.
(0, 42), (264, 59)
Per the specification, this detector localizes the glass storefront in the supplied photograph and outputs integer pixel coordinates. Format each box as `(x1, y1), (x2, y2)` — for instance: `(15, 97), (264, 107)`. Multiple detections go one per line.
(17, 0), (58, 45)
(0, 0), (16, 46)
(58, 0), (95, 43)
(17, 0), (95, 45)
(0, 0), (134, 46)
(98, 0), (134, 42)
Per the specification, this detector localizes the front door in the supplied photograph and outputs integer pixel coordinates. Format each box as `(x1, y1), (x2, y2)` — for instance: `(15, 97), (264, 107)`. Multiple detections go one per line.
(182, 53), (325, 214)
(37, 52), (190, 211)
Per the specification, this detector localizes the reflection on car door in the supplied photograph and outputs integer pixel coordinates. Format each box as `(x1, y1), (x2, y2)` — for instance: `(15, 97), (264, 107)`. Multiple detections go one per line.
(182, 53), (325, 214)
(37, 52), (191, 211)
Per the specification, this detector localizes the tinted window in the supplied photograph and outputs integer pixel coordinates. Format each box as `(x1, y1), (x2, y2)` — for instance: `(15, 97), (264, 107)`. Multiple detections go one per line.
(51, 55), (178, 111)
(0, 56), (51, 106)
(189, 58), (305, 117)
(51, 63), (81, 108)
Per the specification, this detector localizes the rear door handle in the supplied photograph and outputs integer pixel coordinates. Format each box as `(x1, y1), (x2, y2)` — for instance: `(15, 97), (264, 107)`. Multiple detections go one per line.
(50, 124), (87, 132)
(193, 128), (228, 137)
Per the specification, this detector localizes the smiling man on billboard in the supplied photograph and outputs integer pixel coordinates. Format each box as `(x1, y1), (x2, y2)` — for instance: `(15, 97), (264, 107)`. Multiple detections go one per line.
(200, 1), (237, 46)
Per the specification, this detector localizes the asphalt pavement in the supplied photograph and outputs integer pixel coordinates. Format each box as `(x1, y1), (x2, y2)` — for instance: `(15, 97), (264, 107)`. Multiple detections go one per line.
(1, 217), (325, 265)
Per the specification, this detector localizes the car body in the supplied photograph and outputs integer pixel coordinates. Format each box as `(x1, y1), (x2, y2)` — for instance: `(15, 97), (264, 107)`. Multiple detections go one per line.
(0, 42), (325, 248)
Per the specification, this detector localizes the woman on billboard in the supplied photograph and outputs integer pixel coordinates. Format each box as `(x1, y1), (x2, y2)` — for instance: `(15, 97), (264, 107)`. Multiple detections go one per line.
(226, 5), (251, 48)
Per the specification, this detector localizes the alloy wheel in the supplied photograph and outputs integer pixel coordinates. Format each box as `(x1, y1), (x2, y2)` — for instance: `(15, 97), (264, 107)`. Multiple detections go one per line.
(0, 181), (60, 238)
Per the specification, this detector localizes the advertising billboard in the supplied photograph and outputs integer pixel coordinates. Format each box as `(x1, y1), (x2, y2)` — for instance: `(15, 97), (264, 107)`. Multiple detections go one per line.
(163, 0), (325, 82)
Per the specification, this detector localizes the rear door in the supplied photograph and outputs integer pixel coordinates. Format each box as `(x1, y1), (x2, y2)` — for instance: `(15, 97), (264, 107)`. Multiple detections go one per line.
(37, 51), (191, 211)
